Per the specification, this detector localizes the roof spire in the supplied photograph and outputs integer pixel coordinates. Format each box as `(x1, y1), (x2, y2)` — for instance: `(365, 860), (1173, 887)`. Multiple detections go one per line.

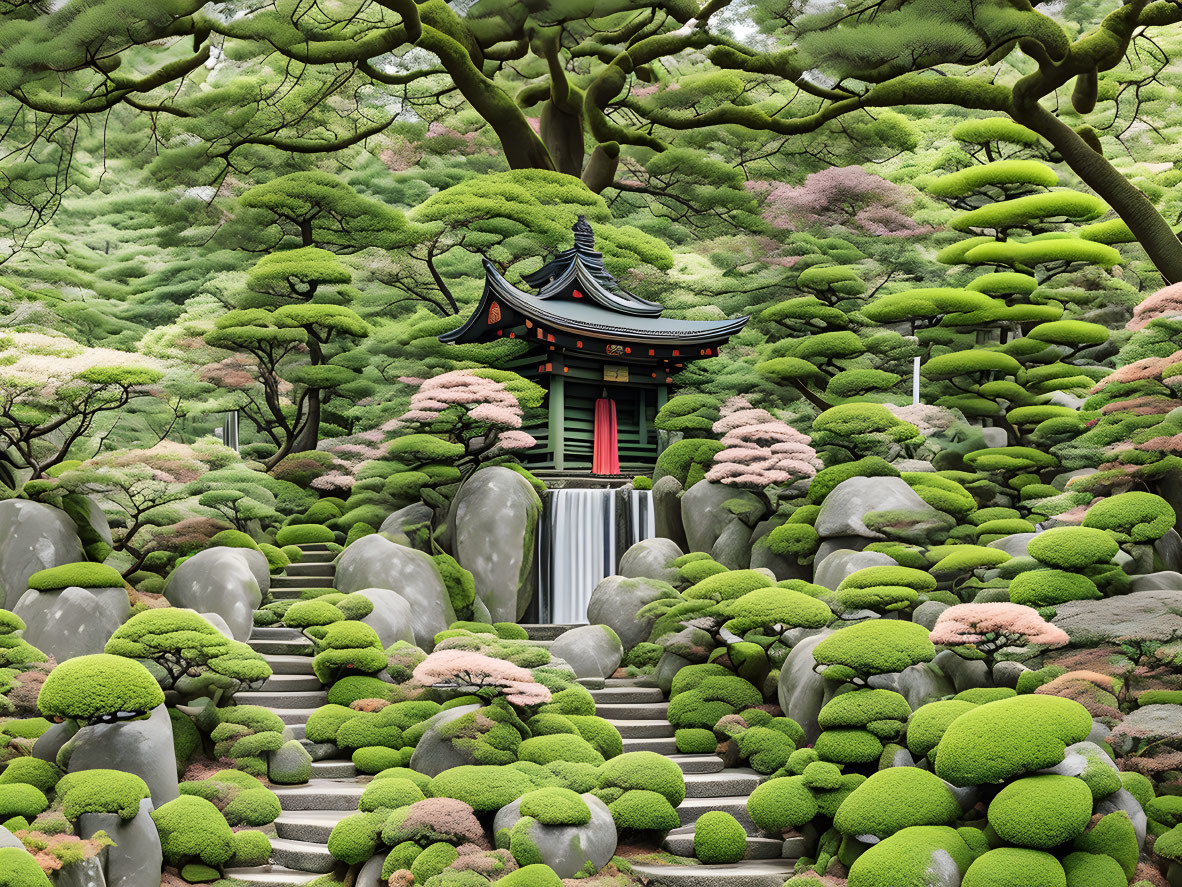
(573, 215), (595, 251)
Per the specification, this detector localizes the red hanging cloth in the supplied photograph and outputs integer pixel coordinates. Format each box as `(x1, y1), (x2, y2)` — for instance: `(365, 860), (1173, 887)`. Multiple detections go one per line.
(593, 397), (619, 475)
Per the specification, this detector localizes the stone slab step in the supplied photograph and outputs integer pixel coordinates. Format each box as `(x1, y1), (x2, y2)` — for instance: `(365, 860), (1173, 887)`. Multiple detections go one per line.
(676, 797), (754, 831)
(295, 543), (333, 552)
(269, 590), (310, 601)
(667, 754), (725, 774)
(311, 760), (357, 779)
(287, 563), (335, 578)
(261, 673), (322, 692)
(272, 708), (320, 726)
(236, 690), (329, 709)
(609, 719), (674, 739)
(273, 779), (366, 811)
(249, 638), (316, 656)
(223, 865), (321, 886)
(684, 770), (761, 798)
(264, 655), (316, 675)
(289, 724), (306, 741)
(275, 810), (353, 843)
(269, 837), (336, 874)
(272, 576), (335, 589)
(595, 703), (669, 720)
(663, 832), (783, 861)
(590, 686), (664, 704)
(519, 624), (582, 641)
(621, 736), (677, 754)
(251, 627), (309, 641)
(629, 860), (798, 887)
(294, 551), (336, 563)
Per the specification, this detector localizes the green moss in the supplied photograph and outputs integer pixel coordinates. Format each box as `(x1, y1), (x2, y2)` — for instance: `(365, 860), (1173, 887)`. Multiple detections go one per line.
(597, 751), (685, 806)
(1082, 491), (1176, 542)
(1009, 569), (1100, 607)
(0, 758), (61, 794)
(834, 767), (961, 840)
(359, 777), (425, 813)
(353, 746), (407, 775)
(209, 529), (260, 550)
(735, 726), (796, 774)
(676, 728), (717, 754)
(961, 847), (1065, 887)
(428, 766), (535, 811)
(747, 776), (816, 833)
(813, 621), (936, 682)
(954, 687), (1016, 705)
(667, 675), (763, 729)
(694, 810), (746, 864)
(1073, 810), (1138, 879)
(381, 840), (423, 878)
(231, 830), (273, 867)
(328, 810), (387, 864)
(565, 715), (623, 759)
(374, 768), (432, 791)
(412, 841), (460, 882)
(606, 789), (680, 832)
(0, 783), (48, 820)
(541, 761), (600, 793)
(846, 826), (977, 887)
(27, 562), (124, 591)
(838, 566), (936, 592)
(1061, 851), (1124, 887)
(720, 586), (832, 634)
(151, 795), (236, 867)
(57, 769), (150, 821)
(683, 570), (775, 602)
(0, 847), (53, 886)
(517, 733), (604, 766)
(934, 695), (1093, 787)
(276, 524), (336, 545)
(809, 457), (899, 504)
(815, 728), (883, 764)
(37, 654), (164, 723)
(495, 864), (564, 887)
(1026, 527), (1118, 569)
(519, 787), (590, 825)
(654, 438), (725, 488)
(304, 704), (356, 744)
(818, 689), (910, 731)
(327, 675), (396, 707)
(987, 774), (1092, 848)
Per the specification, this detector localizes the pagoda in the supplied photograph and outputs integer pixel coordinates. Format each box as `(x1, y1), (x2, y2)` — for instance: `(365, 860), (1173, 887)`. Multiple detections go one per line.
(439, 217), (748, 473)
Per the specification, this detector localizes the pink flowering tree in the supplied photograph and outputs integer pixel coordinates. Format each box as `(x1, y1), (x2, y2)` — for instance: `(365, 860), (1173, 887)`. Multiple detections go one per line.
(930, 603), (1069, 672)
(755, 166), (932, 237)
(413, 650), (551, 709)
(706, 396), (821, 508)
(1128, 282), (1182, 332)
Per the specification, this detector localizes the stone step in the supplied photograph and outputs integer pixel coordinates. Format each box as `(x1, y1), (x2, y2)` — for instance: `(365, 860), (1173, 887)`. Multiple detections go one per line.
(663, 830), (783, 861)
(590, 686), (664, 704)
(223, 866), (321, 886)
(273, 779), (366, 811)
(676, 797), (754, 832)
(295, 543), (333, 552)
(684, 770), (762, 799)
(272, 576), (335, 589)
(235, 690), (329, 709)
(268, 837), (336, 874)
(609, 719), (674, 739)
(289, 724), (306, 741)
(294, 552), (336, 564)
(275, 810), (353, 843)
(251, 627), (309, 641)
(272, 708), (321, 726)
(621, 736), (677, 754)
(263, 655), (317, 675)
(286, 563), (336, 578)
(519, 623), (583, 641)
(249, 638), (316, 656)
(630, 860), (798, 886)
(261, 673), (323, 692)
(311, 760), (357, 779)
(268, 589), (309, 601)
(594, 702), (669, 720)
(668, 754), (725, 774)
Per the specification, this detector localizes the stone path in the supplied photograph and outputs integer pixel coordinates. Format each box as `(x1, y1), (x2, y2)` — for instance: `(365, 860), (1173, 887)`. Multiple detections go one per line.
(221, 556), (794, 885)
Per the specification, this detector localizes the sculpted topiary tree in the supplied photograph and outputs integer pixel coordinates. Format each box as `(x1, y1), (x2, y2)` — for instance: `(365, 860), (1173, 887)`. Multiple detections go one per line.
(810, 403), (922, 465)
(38, 654), (164, 726)
(930, 603), (1069, 673)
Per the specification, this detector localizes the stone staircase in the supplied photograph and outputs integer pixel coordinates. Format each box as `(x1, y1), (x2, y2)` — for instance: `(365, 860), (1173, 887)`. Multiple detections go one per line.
(222, 588), (793, 886)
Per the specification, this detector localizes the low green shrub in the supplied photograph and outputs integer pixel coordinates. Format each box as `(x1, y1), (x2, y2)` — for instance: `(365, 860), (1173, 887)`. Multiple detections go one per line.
(517, 734), (604, 766)
(961, 847), (1065, 887)
(428, 766), (535, 811)
(27, 562), (124, 591)
(747, 776), (816, 833)
(56, 769), (150, 820)
(519, 787), (591, 826)
(834, 767), (960, 840)
(694, 810), (747, 864)
(1009, 569), (1100, 607)
(151, 795), (236, 867)
(606, 789), (679, 832)
(37, 654), (164, 724)
(276, 524), (336, 545)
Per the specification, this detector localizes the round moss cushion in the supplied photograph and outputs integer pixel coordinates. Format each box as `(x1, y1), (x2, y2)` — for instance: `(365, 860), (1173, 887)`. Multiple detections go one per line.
(987, 774), (1092, 848)
(962, 847), (1065, 887)
(694, 810), (747, 864)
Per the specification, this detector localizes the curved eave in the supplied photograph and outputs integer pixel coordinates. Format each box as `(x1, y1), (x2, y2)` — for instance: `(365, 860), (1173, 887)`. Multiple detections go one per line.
(535, 256), (664, 316)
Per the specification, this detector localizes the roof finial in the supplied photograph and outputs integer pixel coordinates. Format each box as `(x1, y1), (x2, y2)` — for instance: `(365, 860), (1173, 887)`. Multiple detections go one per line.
(572, 215), (595, 251)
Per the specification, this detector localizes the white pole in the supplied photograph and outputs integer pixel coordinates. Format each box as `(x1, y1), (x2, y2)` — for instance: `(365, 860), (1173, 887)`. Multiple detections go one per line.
(912, 356), (921, 406)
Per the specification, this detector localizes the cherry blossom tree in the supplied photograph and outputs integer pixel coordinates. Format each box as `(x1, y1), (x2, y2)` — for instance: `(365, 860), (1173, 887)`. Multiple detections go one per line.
(930, 603), (1069, 672)
(412, 650), (551, 708)
(705, 397), (821, 505)
(753, 166), (932, 237)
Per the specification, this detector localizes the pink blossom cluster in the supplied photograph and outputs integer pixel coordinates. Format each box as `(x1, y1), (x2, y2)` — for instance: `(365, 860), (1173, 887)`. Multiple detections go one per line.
(401, 370), (535, 452)
(1092, 350), (1182, 390)
(1128, 282), (1182, 331)
(930, 603), (1069, 654)
(412, 650), (552, 707)
(752, 166), (930, 236)
(705, 396), (821, 488)
(886, 403), (962, 436)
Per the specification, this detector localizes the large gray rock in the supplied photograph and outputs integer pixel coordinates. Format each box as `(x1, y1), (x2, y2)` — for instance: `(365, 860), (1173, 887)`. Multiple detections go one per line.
(335, 534), (455, 649)
(1130, 571), (1182, 592)
(814, 535), (871, 567)
(1053, 589), (1182, 646)
(618, 538), (683, 585)
(1157, 529), (1182, 573)
(777, 630), (834, 744)
(0, 825), (21, 848)
(164, 546), (267, 641)
(14, 584), (127, 661)
(871, 663), (956, 711)
(814, 476), (938, 540)
(586, 576), (679, 650)
(813, 549), (896, 591)
(913, 601), (950, 630)
(1095, 789), (1148, 847)
(1109, 704), (1182, 755)
(750, 520), (810, 582)
(653, 476), (688, 550)
(351, 587), (417, 649)
(452, 467), (542, 622)
(712, 520), (754, 570)
(32, 721), (76, 764)
(379, 502), (436, 551)
(356, 854), (388, 887)
(493, 793), (616, 877)
(79, 797), (162, 887)
(987, 533), (1038, 558)
(550, 625), (623, 680)
(932, 649), (989, 693)
(270, 739), (313, 785)
(0, 499), (85, 610)
(55, 856), (106, 887)
(409, 704), (482, 777)
(58, 704), (178, 809)
(654, 651), (693, 697)
(681, 481), (764, 554)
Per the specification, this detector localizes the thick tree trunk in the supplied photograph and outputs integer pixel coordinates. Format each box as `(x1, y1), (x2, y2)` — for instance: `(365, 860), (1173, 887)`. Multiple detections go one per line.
(540, 100), (585, 177)
(1012, 102), (1182, 284)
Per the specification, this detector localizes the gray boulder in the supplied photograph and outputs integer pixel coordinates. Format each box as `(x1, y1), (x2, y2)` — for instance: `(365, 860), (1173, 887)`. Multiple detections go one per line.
(1156, 529), (1182, 573)
(586, 576), (679, 650)
(351, 587), (417, 649)
(409, 704), (482, 777)
(814, 476), (938, 540)
(452, 467), (542, 622)
(32, 721), (76, 764)
(681, 481), (764, 554)
(1095, 789), (1148, 847)
(1109, 704), (1182, 755)
(0, 499), (85, 610)
(58, 704), (178, 808)
(653, 651), (693, 697)
(932, 650), (989, 693)
(493, 793), (616, 878)
(992, 661), (1029, 689)
(871, 664), (955, 712)
(712, 520), (754, 570)
(987, 533), (1038, 558)
(269, 739), (313, 785)
(164, 546), (267, 641)
(1130, 571), (1182, 593)
(0, 825), (21, 848)
(199, 610), (235, 639)
(1053, 590), (1182, 647)
(14, 584), (127, 661)
(653, 475), (688, 550)
(813, 549), (896, 591)
(777, 630), (834, 744)
(55, 857), (106, 887)
(550, 625), (623, 680)
(356, 854), (388, 887)
(379, 502), (436, 551)
(335, 534), (455, 649)
(79, 797), (162, 887)
(912, 601), (950, 630)
(618, 538), (683, 585)
(814, 535), (872, 567)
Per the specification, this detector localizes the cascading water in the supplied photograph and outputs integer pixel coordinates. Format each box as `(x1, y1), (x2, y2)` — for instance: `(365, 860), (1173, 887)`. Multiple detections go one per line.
(537, 487), (655, 623)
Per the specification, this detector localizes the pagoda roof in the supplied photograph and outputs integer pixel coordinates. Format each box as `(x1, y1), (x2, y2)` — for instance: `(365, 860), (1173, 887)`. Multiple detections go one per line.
(440, 218), (748, 350)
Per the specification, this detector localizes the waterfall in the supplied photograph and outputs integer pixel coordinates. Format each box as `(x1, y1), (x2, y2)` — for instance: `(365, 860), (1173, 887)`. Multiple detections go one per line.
(537, 487), (655, 623)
